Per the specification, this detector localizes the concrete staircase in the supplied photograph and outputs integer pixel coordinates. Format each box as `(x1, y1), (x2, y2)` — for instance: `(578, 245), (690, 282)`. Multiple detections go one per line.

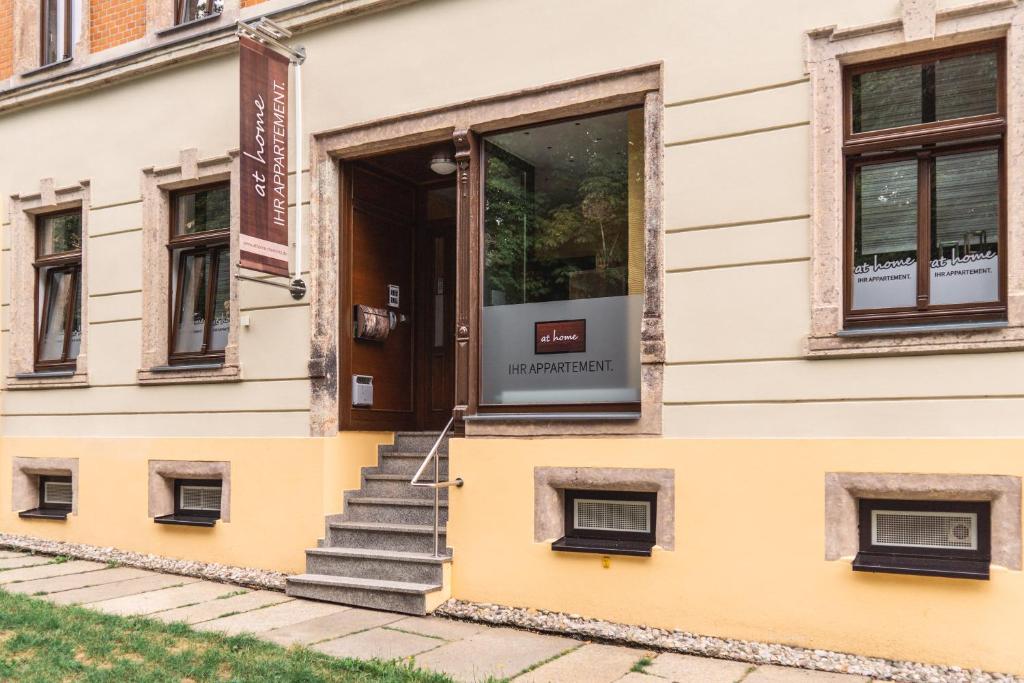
(285, 433), (451, 615)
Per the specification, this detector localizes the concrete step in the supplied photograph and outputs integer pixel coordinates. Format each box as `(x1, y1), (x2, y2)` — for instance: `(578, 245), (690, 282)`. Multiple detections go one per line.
(392, 432), (449, 454)
(327, 521), (448, 554)
(361, 473), (448, 499)
(376, 453), (449, 476)
(346, 497), (448, 525)
(304, 546), (450, 584)
(285, 573), (440, 616)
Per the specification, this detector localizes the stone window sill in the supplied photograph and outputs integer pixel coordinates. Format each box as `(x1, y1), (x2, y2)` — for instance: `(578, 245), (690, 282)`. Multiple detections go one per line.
(137, 364), (240, 385)
(155, 13), (223, 38)
(5, 371), (89, 390)
(20, 57), (73, 79)
(807, 323), (1024, 359)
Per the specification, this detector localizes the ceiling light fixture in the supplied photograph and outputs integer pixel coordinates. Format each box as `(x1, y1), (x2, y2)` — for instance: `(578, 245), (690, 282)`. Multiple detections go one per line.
(430, 149), (457, 175)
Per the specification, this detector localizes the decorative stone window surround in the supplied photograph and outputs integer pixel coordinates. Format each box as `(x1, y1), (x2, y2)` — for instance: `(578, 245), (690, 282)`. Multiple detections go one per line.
(138, 148), (241, 385)
(10, 0), (90, 77)
(824, 471), (1021, 570)
(805, 0), (1024, 358)
(308, 65), (665, 437)
(534, 466), (675, 550)
(11, 457), (79, 515)
(148, 459), (231, 522)
(5, 178), (90, 390)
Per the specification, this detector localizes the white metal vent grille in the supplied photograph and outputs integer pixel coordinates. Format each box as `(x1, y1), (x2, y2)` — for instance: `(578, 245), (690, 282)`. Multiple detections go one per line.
(574, 499), (650, 534)
(180, 485), (222, 512)
(43, 481), (72, 506)
(872, 509), (978, 550)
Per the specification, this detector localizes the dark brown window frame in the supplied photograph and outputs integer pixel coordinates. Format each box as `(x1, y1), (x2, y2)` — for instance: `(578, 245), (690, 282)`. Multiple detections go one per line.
(474, 106), (645, 416)
(39, 0), (73, 66)
(34, 209), (81, 372)
(167, 183), (230, 366)
(853, 499), (991, 580)
(842, 40), (1007, 329)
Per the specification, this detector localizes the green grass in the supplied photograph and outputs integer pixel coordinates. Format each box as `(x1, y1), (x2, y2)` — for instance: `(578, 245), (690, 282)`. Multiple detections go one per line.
(630, 656), (654, 673)
(0, 589), (453, 683)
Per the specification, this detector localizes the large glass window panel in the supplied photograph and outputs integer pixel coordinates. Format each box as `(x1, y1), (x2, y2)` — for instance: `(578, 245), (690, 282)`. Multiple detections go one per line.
(209, 248), (230, 352)
(481, 109), (644, 406)
(37, 267), (75, 362)
(930, 149), (1000, 305)
(172, 251), (208, 355)
(852, 160), (919, 310)
(38, 212), (81, 256)
(174, 186), (230, 236)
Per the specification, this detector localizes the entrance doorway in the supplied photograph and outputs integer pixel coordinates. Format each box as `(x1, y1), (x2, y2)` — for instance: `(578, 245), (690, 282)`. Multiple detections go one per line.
(339, 144), (457, 432)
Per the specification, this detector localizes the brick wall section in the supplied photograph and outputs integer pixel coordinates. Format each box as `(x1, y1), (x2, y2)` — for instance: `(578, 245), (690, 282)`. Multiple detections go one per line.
(91, 0), (147, 52)
(0, 0), (13, 79)
(240, 0), (266, 7)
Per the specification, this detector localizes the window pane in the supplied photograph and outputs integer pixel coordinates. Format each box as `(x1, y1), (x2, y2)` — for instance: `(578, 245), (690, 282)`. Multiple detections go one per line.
(209, 248), (230, 352)
(38, 212), (81, 256)
(66, 271), (82, 359)
(935, 52), (998, 122)
(173, 252), (208, 354)
(930, 149), (999, 305)
(852, 65), (923, 133)
(481, 110), (644, 405)
(174, 186), (229, 236)
(178, 0), (222, 23)
(37, 268), (73, 361)
(852, 160), (918, 310)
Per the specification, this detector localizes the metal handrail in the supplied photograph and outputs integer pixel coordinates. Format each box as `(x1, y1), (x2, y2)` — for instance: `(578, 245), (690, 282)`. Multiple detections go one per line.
(410, 416), (463, 558)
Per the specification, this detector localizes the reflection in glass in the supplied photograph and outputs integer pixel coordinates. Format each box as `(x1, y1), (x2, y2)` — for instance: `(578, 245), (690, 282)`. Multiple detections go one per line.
(174, 186), (230, 236)
(38, 268), (77, 362)
(852, 160), (918, 310)
(209, 249), (230, 352)
(173, 252), (208, 354)
(930, 149), (999, 305)
(480, 110), (645, 406)
(38, 212), (81, 256)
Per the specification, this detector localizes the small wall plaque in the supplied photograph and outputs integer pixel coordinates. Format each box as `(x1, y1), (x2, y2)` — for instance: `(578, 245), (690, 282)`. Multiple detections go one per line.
(535, 319), (586, 355)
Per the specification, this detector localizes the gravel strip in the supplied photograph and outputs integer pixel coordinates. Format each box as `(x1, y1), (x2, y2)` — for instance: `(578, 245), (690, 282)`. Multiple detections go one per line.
(0, 533), (286, 591)
(434, 599), (1022, 683)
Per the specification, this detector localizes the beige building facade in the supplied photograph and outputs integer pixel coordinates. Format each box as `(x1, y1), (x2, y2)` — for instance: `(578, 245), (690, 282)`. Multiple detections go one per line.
(1, 0), (1023, 675)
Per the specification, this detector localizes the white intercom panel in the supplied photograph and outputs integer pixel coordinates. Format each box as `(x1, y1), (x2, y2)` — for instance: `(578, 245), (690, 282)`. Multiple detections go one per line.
(352, 375), (374, 407)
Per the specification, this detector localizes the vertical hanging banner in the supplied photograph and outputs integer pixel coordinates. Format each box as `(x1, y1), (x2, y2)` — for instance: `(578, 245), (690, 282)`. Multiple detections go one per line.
(239, 35), (291, 277)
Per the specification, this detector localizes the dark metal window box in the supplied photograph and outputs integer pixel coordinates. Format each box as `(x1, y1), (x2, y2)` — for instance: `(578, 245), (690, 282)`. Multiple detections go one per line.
(18, 507), (68, 521)
(552, 536), (653, 557)
(853, 499), (991, 581)
(154, 513), (217, 527)
(852, 551), (989, 580)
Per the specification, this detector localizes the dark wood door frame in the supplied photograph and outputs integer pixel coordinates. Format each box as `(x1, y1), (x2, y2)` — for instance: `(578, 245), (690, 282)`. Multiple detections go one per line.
(452, 130), (480, 426)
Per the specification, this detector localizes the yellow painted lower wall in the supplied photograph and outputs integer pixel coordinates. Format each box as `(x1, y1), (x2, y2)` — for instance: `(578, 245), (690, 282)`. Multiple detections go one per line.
(0, 432), (391, 574)
(446, 438), (1024, 675)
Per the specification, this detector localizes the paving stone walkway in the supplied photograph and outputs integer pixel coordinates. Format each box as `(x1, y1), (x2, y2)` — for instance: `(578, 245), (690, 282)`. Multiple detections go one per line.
(0, 551), (878, 682)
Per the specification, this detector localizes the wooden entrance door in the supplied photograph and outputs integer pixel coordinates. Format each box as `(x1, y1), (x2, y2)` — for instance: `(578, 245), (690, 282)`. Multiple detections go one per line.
(416, 213), (456, 430)
(341, 163), (457, 431)
(341, 164), (417, 431)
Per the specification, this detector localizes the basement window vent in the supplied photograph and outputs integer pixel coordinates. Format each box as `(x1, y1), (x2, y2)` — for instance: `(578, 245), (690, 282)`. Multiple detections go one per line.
(853, 499), (991, 580)
(155, 479), (222, 527)
(553, 490), (656, 557)
(20, 475), (72, 521)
